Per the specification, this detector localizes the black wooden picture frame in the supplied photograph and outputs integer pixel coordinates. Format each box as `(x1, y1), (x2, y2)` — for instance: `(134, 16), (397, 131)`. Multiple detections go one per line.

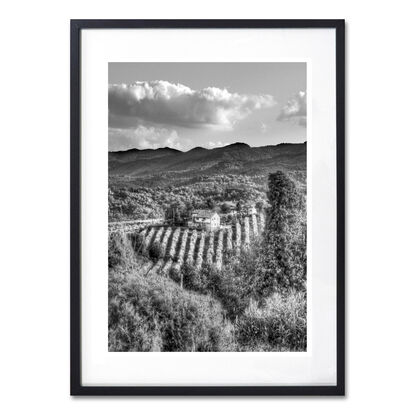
(70, 19), (345, 396)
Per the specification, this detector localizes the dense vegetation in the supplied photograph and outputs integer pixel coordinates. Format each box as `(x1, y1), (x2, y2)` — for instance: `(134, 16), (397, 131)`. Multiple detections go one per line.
(109, 171), (306, 222)
(109, 272), (234, 352)
(108, 170), (307, 352)
(109, 174), (270, 221)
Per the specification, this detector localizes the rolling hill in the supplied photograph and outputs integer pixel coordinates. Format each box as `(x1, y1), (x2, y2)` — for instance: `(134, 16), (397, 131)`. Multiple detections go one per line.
(108, 142), (306, 179)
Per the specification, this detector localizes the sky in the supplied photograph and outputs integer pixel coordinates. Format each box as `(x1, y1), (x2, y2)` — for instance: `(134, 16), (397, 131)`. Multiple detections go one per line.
(108, 63), (306, 151)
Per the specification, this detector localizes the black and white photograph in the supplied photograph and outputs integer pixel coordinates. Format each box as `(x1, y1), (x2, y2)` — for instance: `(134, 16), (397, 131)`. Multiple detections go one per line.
(108, 62), (307, 352)
(4, 0), (415, 411)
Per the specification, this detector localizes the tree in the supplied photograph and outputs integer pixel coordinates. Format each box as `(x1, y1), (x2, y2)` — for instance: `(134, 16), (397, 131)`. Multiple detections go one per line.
(148, 241), (162, 261)
(221, 202), (232, 213)
(185, 200), (194, 217)
(261, 171), (306, 294)
(255, 200), (264, 211)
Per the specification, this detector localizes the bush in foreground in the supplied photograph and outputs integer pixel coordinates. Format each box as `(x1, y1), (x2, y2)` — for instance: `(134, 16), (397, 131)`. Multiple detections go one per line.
(108, 271), (234, 352)
(235, 290), (306, 351)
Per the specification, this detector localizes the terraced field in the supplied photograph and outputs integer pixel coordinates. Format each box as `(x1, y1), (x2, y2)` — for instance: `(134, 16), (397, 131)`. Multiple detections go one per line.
(130, 212), (266, 275)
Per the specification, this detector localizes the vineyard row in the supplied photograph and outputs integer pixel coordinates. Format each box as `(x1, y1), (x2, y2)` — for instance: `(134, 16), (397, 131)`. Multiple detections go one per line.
(135, 213), (266, 275)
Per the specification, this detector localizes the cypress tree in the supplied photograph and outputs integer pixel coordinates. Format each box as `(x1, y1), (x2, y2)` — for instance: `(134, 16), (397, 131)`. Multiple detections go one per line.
(262, 171), (306, 294)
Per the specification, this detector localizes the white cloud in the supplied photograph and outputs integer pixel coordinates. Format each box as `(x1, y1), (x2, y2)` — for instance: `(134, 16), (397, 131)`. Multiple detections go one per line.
(260, 122), (268, 133)
(277, 91), (307, 127)
(109, 80), (276, 130)
(108, 125), (184, 151)
(206, 140), (230, 148)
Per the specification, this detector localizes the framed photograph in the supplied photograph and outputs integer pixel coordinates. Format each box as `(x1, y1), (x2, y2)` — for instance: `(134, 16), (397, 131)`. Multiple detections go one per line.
(71, 19), (345, 395)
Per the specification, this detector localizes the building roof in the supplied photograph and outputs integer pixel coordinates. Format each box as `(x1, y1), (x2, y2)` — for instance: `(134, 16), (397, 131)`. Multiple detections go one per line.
(192, 210), (218, 219)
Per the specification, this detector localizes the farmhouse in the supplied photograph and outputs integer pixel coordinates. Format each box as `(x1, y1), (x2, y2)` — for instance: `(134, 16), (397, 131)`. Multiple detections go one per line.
(188, 210), (220, 231)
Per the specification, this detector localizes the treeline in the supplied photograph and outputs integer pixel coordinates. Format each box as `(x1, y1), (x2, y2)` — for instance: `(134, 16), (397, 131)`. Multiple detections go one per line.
(109, 173), (271, 221)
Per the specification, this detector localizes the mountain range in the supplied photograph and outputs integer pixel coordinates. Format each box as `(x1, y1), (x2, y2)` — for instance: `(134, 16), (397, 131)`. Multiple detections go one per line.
(109, 142), (306, 178)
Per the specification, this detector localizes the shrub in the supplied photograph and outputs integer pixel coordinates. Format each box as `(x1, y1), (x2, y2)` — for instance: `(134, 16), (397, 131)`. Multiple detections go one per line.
(108, 272), (234, 351)
(168, 265), (181, 285)
(208, 260), (254, 319)
(108, 232), (137, 270)
(236, 290), (306, 351)
(182, 262), (208, 294)
(148, 240), (162, 261)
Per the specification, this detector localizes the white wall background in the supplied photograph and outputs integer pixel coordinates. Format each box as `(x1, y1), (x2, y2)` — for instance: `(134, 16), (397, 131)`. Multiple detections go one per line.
(1, 0), (414, 413)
